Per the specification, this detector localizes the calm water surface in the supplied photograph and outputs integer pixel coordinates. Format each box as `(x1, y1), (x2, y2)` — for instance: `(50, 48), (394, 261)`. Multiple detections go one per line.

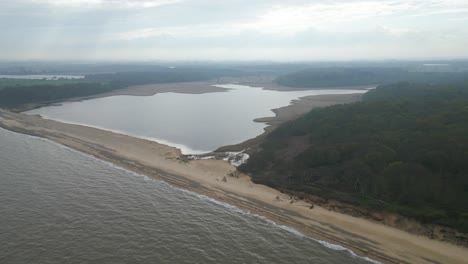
(27, 84), (367, 153)
(0, 128), (373, 264)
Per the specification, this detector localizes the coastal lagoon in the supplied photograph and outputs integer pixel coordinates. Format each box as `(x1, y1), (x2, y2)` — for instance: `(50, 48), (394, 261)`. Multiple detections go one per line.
(27, 84), (367, 153)
(0, 128), (371, 264)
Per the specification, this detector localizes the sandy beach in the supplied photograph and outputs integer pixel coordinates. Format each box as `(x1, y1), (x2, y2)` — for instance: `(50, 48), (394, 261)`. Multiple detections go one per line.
(15, 81), (231, 112)
(1, 79), (466, 263)
(14, 77), (371, 113)
(1, 104), (467, 264)
(63, 76), (371, 103)
(218, 75), (375, 91)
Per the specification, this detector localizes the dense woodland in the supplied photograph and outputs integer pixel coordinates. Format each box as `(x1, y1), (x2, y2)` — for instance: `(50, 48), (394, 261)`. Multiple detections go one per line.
(85, 67), (243, 86)
(0, 68), (240, 109)
(1, 65), (468, 231)
(240, 81), (468, 232)
(276, 67), (468, 88)
(2, 66), (468, 109)
(0, 82), (115, 108)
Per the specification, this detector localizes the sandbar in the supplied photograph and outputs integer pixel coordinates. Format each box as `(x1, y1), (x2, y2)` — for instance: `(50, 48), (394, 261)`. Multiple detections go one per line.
(1, 107), (466, 264)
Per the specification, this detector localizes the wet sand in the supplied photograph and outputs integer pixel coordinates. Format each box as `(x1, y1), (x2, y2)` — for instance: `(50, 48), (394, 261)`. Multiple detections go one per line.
(1, 106), (466, 264)
(2, 79), (466, 263)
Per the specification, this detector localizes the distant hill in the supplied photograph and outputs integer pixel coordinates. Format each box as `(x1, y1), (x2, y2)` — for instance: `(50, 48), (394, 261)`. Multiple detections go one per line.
(275, 67), (468, 88)
(240, 81), (468, 232)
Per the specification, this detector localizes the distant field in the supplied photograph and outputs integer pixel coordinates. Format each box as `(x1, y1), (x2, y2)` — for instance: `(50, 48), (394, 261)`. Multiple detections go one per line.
(0, 78), (89, 90)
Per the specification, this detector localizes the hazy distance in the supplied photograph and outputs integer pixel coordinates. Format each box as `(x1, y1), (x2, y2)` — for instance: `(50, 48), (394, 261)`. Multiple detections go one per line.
(1, 0), (468, 61)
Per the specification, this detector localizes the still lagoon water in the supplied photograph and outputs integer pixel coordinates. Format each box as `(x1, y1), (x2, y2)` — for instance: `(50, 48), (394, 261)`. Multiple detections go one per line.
(27, 84), (367, 153)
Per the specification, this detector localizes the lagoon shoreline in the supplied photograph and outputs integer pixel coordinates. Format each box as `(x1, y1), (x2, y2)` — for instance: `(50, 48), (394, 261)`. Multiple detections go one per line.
(1, 81), (467, 264)
(215, 93), (364, 153)
(1, 87), (467, 263)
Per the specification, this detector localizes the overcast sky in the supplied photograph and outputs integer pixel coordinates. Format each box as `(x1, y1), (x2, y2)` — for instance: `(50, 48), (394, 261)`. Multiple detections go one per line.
(1, 0), (468, 61)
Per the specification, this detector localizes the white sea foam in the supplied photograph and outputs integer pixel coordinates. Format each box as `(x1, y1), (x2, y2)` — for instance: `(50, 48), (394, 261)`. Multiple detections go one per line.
(27, 134), (380, 264)
(29, 135), (70, 150)
(171, 186), (381, 264)
(316, 240), (382, 264)
(277, 225), (305, 237)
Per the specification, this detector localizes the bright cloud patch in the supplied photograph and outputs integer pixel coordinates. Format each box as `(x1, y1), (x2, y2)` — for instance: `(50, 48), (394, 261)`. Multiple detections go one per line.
(1, 0), (468, 60)
(30, 0), (181, 8)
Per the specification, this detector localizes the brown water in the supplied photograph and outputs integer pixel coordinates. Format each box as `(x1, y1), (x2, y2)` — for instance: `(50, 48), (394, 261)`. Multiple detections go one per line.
(0, 128), (376, 264)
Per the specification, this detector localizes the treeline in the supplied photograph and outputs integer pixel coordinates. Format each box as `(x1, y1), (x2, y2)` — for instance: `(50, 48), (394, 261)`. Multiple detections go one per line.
(0, 67), (244, 109)
(0, 79), (86, 90)
(85, 67), (245, 86)
(275, 67), (468, 88)
(0, 82), (114, 108)
(240, 81), (468, 232)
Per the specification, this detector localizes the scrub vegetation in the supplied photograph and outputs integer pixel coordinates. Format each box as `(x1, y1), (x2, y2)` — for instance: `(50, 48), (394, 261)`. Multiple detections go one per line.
(240, 80), (468, 232)
(275, 67), (468, 88)
(0, 67), (242, 109)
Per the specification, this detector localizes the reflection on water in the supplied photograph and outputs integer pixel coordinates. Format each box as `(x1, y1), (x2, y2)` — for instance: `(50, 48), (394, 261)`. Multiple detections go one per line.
(27, 84), (367, 153)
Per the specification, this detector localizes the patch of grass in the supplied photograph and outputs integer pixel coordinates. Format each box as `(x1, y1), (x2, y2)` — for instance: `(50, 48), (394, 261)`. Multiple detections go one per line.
(177, 155), (190, 164)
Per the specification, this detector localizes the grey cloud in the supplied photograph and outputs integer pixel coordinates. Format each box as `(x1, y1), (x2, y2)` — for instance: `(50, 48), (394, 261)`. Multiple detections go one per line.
(1, 0), (467, 61)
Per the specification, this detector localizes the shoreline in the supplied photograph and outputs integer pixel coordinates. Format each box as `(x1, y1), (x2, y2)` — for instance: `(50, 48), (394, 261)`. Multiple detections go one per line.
(22, 80), (367, 155)
(2, 79), (467, 263)
(14, 81), (231, 112)
(218, 75), (375, 91)
(215, 93), (364, 153)
(1, 108), (467, 264)
(18, 76), (370, 111)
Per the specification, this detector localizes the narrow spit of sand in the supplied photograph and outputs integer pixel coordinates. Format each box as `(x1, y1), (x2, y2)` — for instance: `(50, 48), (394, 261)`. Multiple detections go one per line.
(1, 80), (465, 263)
(1, 105), (466, 264)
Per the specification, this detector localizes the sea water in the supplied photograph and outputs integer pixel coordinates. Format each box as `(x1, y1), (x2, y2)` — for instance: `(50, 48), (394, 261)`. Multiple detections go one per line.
(0, 128), (374, 263)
